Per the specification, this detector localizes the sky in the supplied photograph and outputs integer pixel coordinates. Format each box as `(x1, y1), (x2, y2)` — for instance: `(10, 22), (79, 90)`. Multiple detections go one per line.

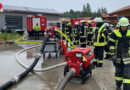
(0, 0), (130, 13)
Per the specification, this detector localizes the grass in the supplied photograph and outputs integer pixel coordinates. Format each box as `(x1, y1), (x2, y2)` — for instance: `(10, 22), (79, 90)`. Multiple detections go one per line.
(0, 32), (22, 42)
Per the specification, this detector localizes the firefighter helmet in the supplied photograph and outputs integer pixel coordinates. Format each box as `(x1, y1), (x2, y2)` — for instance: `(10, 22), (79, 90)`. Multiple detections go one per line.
(68, 22), (72, 26)
(88, 20), (91, 24)
(94, 17), (103, 22)
(104, 23), (109, 27)
(80, 20), (85, 23)
(118, 17), (129, 26)
(62, 19), (66, 22)
(75, 22), (78, 25)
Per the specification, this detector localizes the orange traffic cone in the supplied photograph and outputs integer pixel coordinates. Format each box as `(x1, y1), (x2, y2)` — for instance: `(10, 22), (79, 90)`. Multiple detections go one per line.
(0, 37), (3, 44)
(6, 37), (9, 44)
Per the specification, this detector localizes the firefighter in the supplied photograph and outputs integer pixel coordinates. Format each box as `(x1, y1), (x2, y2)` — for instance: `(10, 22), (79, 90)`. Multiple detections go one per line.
(62, 19), (67, 40)
(104, 23), (112, 59)
(109, 17), (130, 90)
(93, 17), (108, 67)
(87, 20), (93, 45)
(66, 22), (72, 41)
(34, 23), (41, 40)
(72, 22), (79, 45)
(80, 20), (87, 47)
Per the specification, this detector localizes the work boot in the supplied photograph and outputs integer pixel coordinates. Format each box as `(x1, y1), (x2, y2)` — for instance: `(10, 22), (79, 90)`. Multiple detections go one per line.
(96, 63), (103, 67)
(93, 61), (97, 65)
(87, 42), (89, 45)
(104, 54), (109, 59)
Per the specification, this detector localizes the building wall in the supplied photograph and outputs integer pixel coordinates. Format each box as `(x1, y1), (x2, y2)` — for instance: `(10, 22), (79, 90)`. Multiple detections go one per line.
(46, 15), (61, 21)
(110, 10), (130, 17)
(0, 12), (61, 31)
(102, 10), (130, 26)
(0, 13), (5, 30)
(0, 12), (27, 30)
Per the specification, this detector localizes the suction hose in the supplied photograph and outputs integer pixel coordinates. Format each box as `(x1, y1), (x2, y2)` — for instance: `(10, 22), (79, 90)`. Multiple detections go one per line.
(56, 68), (76, 90)
(0, 34), (51, 90)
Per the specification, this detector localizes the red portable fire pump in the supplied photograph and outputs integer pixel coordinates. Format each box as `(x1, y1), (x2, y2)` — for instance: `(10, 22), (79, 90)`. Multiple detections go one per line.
(64, 48), (95, 84)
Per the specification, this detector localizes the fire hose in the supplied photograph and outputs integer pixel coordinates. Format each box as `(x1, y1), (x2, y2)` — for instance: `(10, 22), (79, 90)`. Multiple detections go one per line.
(56, 68), (76, 90)
(15, 30), (75, 72)
(15, 34), (42, 44)
(15, 30), (76, 49)
(0, 34), (51, 90)
(14, 30), (76, 90)
(15, 40), (66, 72)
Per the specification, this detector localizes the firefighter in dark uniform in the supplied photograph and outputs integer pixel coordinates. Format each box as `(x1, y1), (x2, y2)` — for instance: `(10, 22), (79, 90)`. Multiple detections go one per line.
(87, 21), (93, 45)
(104, 23), (112, 59)
(65, 22), (72, 41)
(109, 17), (130, 90)
(62, 19), (67, 40)
(80, 20), (87, 47)
(93, 17), (108, 67)
(72, 22), (79, 45)
(74, 22), (81, 45)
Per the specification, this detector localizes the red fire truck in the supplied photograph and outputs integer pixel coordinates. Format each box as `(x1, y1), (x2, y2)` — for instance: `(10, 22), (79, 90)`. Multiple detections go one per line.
(27, 15), (46, 32)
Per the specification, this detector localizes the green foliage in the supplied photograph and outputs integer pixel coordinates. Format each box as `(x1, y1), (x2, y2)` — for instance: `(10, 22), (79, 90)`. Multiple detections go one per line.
(62, 3), (108, 18)
(0, 32), (21, 42)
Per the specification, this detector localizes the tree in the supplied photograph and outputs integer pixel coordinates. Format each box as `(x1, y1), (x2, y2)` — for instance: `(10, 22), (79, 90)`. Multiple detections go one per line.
(101, 7), (108, 14)
(82, 4), (87, 17)
(62, 3), (108, 18)
(97, 8), (101, 17)
(86, 3), (92, 17)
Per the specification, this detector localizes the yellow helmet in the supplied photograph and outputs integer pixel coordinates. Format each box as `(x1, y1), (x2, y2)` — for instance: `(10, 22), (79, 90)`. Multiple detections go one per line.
(88, 20), (91, 24)
(68, 22), (72, 26)
(62, 19), (66, 22)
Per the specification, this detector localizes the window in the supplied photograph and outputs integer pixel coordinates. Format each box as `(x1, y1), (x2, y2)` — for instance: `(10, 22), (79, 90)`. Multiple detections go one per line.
(5, 15), (23, 29)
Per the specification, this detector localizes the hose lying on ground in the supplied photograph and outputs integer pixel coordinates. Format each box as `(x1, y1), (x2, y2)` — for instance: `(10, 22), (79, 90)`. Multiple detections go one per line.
(15, 44), (67, 72)
(15, 30), (75, 72)
(15, 30), (76, 50)
(15, 34), (42, 44)
(56, 68), (76, 90)
(0, 34), (51, 90)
